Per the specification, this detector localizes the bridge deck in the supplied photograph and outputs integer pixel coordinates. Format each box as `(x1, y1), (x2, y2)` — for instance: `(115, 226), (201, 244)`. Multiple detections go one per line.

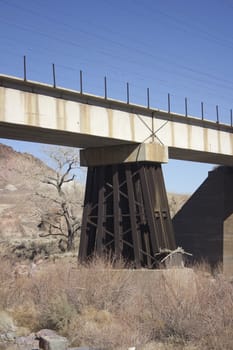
(0, 74), (233, 165)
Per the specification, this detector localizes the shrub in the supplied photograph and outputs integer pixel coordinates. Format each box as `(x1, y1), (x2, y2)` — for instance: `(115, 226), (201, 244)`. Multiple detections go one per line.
(0, 256), (233, 349)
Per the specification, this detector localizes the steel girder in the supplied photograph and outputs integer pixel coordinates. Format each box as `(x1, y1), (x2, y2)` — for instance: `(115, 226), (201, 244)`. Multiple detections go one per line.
(78, 162), (176, 268)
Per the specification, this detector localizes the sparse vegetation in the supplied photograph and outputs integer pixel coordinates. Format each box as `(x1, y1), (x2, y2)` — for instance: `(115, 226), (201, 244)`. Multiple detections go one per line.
(0, 257), (233, 350)
(37, 146), (82, 251)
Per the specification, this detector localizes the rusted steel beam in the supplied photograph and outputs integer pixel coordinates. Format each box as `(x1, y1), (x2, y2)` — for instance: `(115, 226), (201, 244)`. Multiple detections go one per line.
(151, 166), (176, 249)
(78, 167), (94, 262)
(113, 165), (122, 258)
(139, 165), (159, 256)
(96, 167), (105, 255)
(134, 168), (152, 267)
(125, 164), (142, 267)
(78, 162), (176, 268)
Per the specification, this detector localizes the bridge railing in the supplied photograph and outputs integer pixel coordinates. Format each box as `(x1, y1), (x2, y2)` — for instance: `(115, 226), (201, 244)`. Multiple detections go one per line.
(1, 54), (233, 128)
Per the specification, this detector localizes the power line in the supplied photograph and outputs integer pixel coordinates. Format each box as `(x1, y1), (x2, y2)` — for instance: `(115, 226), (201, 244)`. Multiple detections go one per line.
(1, 0), (233, 117)
(1, 0), (233, 92)
(1, 14), (233, 98)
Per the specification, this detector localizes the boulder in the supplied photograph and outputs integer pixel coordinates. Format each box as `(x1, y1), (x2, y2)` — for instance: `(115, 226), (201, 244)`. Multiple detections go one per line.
(38, 333), (68, 350)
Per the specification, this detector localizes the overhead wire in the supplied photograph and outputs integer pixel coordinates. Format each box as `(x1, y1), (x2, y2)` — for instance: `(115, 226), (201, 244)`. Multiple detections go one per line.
(1, 0), (233, 92)
(0, 0), (233, 120)
(1, 14), (233, 100)
(132, 0), (233, 50)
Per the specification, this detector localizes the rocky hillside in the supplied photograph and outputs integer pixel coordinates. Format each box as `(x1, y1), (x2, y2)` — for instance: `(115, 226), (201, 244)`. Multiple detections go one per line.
(0, 143), (84, 259)
(0, 144), (54, 240)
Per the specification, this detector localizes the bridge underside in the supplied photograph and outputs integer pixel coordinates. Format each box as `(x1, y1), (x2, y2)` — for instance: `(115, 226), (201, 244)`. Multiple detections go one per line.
(78, 162), (176, 268)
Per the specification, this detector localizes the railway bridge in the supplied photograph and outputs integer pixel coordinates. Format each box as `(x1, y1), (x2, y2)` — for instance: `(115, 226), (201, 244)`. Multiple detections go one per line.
(0, 74), (233, 271)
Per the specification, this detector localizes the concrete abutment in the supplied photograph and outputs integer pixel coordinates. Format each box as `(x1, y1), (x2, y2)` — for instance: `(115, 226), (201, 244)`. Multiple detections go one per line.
(173, 166), (233, 275)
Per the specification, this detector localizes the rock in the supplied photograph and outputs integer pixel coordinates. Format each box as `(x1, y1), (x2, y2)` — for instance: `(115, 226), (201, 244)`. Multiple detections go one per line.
(36, 329), (58, 338)
(38, 334), (69, 350)
(0, 332), (15, 343)
(15, 332), (38, 349)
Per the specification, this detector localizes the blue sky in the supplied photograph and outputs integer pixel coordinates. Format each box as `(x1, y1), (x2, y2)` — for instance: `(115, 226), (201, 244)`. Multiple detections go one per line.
(0, 0), (232, 193)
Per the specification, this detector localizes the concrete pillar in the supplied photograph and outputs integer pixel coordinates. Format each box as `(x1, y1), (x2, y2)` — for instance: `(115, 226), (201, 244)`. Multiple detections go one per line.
(223, 214), (233, 276)
(173, 166), (233, 273)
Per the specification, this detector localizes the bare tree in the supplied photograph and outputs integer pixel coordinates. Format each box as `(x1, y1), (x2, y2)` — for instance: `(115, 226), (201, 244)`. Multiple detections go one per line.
(37, 146), (83, 251)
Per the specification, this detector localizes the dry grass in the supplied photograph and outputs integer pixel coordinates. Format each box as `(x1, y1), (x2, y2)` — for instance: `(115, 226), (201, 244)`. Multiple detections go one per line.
(0, 257), (233, 350)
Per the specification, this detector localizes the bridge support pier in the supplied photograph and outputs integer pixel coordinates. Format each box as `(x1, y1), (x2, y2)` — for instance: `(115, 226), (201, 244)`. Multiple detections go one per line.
(78, 144), (176, 268)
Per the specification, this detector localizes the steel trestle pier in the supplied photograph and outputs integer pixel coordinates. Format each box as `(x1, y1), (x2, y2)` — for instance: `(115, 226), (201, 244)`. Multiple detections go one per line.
(79, 162), (176, 268)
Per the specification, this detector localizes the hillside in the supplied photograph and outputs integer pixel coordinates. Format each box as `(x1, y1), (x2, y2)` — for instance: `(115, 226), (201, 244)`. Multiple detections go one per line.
(0, 144), (54, 240)
(0, 143), (84, 259)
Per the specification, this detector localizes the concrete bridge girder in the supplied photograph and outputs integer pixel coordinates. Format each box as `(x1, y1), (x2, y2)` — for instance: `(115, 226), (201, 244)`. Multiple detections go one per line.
(0, 75), (233, 166)
(80, 143), (168, 167)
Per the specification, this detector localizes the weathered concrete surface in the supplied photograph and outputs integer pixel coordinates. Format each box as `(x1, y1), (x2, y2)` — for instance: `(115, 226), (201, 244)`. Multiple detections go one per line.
(80, 143), (168, 166)
(0, 75), (233, 165)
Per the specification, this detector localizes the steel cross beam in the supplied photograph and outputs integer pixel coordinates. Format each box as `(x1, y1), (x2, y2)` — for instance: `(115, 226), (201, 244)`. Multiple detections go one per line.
(78, 162), (176, 268)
